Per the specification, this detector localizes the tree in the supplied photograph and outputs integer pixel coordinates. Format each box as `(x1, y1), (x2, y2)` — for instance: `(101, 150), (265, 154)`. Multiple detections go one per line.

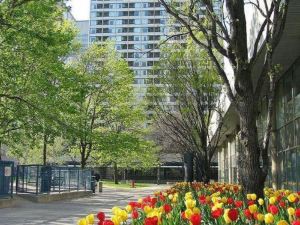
(85, 59), (159, 184)
(93, 132), (158, 184)
(0, 0), (77, 160)
(159, 0), (289, 196)
(148, 39), (223, 183)
(66, 43), (136, 168)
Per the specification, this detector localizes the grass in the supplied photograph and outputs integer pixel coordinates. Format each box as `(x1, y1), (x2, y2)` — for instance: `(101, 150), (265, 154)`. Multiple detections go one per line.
(101, 180), (151, 189)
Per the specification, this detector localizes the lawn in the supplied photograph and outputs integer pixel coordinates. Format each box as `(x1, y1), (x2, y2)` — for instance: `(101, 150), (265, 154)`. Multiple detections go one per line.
(101, 180), (151, 188)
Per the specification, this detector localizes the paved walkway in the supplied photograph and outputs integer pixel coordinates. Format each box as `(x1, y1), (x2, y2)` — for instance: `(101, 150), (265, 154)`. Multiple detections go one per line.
(0, 185), (170, 225)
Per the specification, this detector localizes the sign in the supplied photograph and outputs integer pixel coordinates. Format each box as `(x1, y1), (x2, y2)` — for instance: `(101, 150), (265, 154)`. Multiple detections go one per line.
(4, 166), (11, 177)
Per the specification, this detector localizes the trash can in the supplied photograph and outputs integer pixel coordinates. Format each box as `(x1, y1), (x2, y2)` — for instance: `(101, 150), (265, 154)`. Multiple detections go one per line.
(41, 166), (52, 193)
(131, 180), (135, 188)
(98, 181), (103, 192)
(91, 176), (96, 193)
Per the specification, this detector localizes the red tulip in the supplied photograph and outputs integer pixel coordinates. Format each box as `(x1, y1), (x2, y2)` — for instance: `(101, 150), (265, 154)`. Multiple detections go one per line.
(228, 208), (239, 221)
(144, 216), (158, 225)
(269, 205), (279, 215)
(292, 220), (300, 225)
(190, 213), (201, 225)
(279, 200), (286, 208)
(248, 200), (255, 206)
(97, 212), (105, 221)
(227, 197), (234, 205)
(211, 208), (223, 219)
(295, 208), (300, 218)
(132, 210), (139, 219)
(244, 209), (252, 219)
(234, 200), (243, 208)
(103, 220), (114, 225)
(163, 204), (172, 214)
(181, 211), (187, 220)
(199, 195), (206, 204)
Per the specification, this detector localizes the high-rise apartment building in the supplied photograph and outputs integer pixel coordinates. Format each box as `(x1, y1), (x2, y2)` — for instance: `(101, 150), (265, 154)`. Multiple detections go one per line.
(89, 0), (221, 106)
(76, 20), (90, 50)
(89, 0), (174, 106)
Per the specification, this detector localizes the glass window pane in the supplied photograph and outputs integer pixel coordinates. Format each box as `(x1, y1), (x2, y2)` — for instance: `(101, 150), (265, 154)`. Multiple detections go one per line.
(294, 66), (300, 117)
(297, 148), (300, 190)
(295, 118), (300, 146)
(286, 122), (294, 149)
(277, 127), (285, 151)
(276, 80), (284, 128)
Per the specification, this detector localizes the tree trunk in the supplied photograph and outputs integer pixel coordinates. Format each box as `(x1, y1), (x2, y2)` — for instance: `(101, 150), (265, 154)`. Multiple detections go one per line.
(237, 87), (267, 197)
(113, 162), (118, 184)
(123, 168), (127, 181)
(194, 153), (210, 183)
(81, 150), (86, 169)
(43, 134), (47, 166)
(80, 142), (87, 169)
(157, 165), (160, 185)
(183, 152), (194, 182)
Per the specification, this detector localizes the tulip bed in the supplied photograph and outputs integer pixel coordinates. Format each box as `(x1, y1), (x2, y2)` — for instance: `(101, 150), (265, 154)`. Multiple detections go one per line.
(78, 182), (300, 225)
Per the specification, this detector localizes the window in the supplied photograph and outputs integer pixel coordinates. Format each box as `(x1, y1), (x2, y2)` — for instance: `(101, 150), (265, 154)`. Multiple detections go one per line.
(275, 59), (300, 189)
(294, 66), (300, 117)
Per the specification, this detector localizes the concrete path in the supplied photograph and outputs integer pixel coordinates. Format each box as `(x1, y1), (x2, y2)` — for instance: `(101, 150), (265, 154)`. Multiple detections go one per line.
(0, 185), (170, 225)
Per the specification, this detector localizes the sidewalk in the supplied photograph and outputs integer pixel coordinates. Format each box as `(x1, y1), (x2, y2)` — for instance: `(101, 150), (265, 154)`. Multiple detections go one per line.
(0, 185), (170, 225)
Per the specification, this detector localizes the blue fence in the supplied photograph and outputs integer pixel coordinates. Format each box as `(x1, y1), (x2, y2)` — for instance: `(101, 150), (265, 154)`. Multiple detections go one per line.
(0, 161), (14, 198)
(16, 165), (92, 195)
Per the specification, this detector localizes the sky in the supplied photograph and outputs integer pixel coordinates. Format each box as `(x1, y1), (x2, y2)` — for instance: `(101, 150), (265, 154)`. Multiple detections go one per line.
(69, 0), (90, 21)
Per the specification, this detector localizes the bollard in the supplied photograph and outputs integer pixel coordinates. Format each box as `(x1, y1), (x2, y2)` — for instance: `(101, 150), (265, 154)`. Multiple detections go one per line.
(131, 180), (135, 188)
(98, 181), (103, 192)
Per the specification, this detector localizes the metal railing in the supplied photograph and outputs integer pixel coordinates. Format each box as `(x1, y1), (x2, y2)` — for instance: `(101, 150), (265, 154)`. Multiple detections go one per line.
(16, 165), (92, 195)
(0, 161), (14, 199)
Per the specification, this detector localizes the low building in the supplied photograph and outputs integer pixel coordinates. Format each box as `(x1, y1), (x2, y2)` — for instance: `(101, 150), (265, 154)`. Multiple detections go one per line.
(213, 1), (300, 190)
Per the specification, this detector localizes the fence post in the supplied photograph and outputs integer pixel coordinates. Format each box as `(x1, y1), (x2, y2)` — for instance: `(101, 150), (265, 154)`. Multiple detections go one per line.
(59, 168), (61, 193)
(69, 168), (71, 192)
(36, 166), (39, 195)
(84, 170), (87, 191)
(77, 169), (79, 191)
(16, 165), (19, 195)
(11, 162), (14, 198)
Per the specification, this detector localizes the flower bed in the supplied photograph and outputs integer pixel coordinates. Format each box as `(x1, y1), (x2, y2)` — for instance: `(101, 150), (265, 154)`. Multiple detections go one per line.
(78, 182), (300, 225)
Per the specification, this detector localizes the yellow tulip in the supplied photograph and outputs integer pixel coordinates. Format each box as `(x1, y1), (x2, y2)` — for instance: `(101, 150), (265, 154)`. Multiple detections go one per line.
(257, 213), (264, 222)
(144, 205), (153, 214)
(185, 192), (193, 200)
(221, 197), (228, 203)
(111, 215), (122, 225)
(269, 196), (276, 205)
(77, 218), (87, 225)
(251, 194), (257, 201)
(86, 214), (94, 224)
(184, 208), (193, 219)
(118, 210), (128, 221)
(258, 198), (264, 205)
(172, 196), (178, 203)
(277, 220), (289, 225)
(288, 194), (296, 203)
(223, 209), (232, 224)
(125, 205), (132, 213)
(288, 207), (295, 216)
(185, 199), (196, 209)
(193, 207), (201, 214)
(264, 213), (274, 224)
(248, 204), (258, 214)
(246, 194), (252, 200)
